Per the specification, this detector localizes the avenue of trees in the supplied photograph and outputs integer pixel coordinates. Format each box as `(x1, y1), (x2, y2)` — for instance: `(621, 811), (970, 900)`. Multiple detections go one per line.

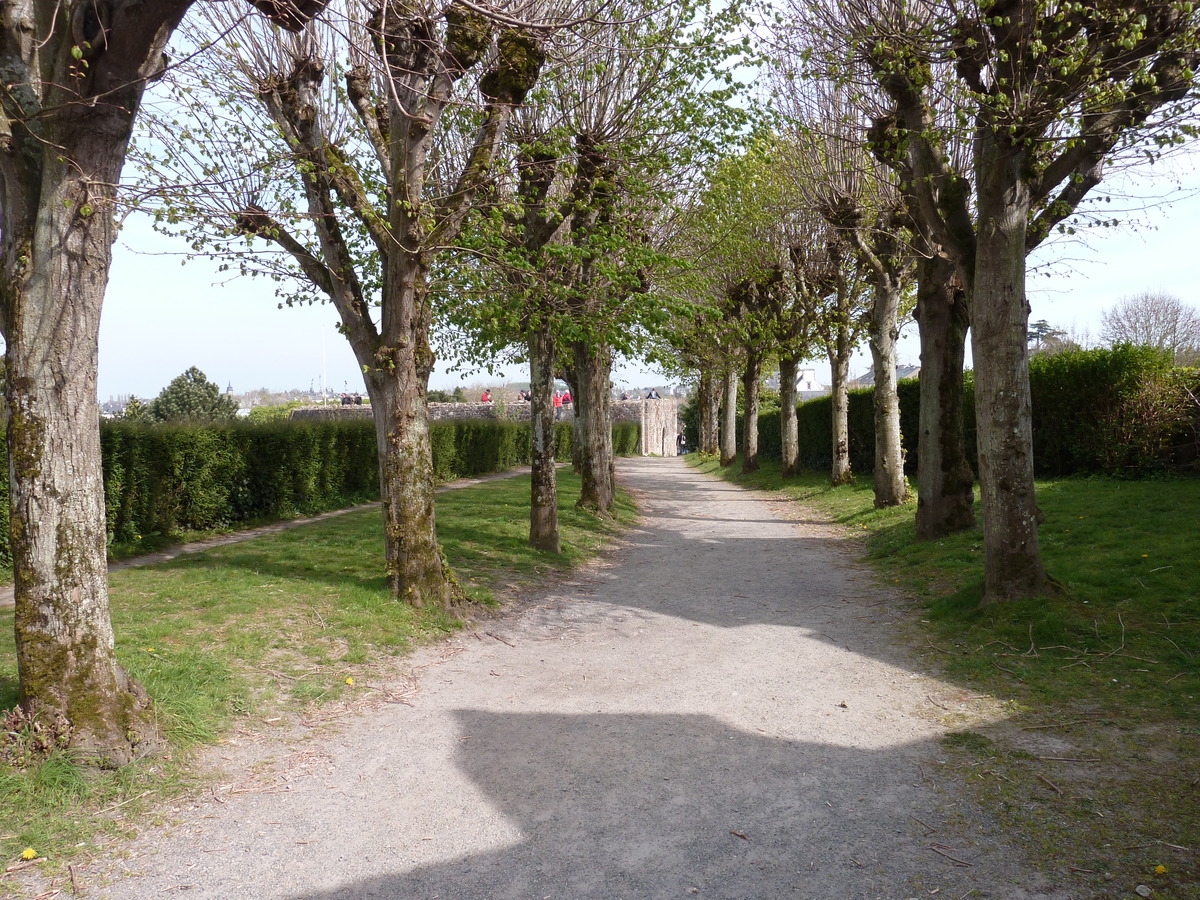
(5, 0), (1200, 765)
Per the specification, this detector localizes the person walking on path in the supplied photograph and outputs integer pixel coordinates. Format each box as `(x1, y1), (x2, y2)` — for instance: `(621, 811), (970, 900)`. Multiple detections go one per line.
(85, 458), (1068, 900)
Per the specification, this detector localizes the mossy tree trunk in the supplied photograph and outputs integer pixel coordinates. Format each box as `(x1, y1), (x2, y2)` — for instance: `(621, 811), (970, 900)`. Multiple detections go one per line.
(230, 10), (543, 606)
(528, 322), (559, 552)
(720, 369), (738, 466)
(779, 354), (801, 476)
(740, 347), (761, 475)
(0, 0), (322, 765)
(366, 244), (458, 605)
(573, 340), (615, 514)
(827, 323), (853, 486)
(914, 254), (975, 539)
(972, 134), (1046, 602)
(857, 245), (908, 507)
(5, 140), (163, 765)
(697, 372), (720, 455)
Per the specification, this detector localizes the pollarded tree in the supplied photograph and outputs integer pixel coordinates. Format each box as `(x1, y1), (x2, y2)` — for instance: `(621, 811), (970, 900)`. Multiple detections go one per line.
(800, 0), (1200, 601)
(775, 12), (976, 535)
(135, 0), (548, 606)
(450, 0), (748, 514)
(150, 367), (239, 423)
(1101, 291), (1200, 364)
(672, 146), (786, 474)
(778, 92), (914, 506)
(811, 230), (872, 485)
(0, 0), (325, 766)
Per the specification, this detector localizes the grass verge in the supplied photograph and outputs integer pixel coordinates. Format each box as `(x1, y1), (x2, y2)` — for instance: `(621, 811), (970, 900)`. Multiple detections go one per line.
(0, 468), (635, 879)
(690, 453), (1199, 899)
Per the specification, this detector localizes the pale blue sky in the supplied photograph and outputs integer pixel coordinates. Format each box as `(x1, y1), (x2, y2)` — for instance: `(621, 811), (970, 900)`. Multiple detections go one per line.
(97, 156), (1200, 400)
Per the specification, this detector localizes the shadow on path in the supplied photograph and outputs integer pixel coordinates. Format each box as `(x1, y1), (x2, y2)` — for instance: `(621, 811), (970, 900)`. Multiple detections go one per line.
(289, 709), (1055, 900)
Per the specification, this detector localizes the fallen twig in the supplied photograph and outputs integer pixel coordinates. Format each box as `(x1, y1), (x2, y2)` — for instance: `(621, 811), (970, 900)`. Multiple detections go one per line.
(3, 858), (44, 874)
(486, 631), (516, 648)
(1039, 756), (1099, 763)
(929, 844), (973, 867)
(908, 814), (938, 834)
(1037, 773), (1063, 795)
(98, 789), (153, 815)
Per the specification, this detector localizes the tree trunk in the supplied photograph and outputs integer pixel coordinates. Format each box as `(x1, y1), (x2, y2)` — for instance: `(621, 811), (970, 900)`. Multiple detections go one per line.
(5, 144), (161, 766)
(779, 354), (801, 476)
(741, 348), (761, 475)
(828, 328), (853, 486)
(868, 278), (908, 506)
(528, 322), (560, 551)
(0, 0), (322, 769)
(698, 372), (720, 455)
(573, 340), (615, 514)
(914, 254), (975, 539)
(371, 251), (460, 607)
(720, 369), (738, 466)
(972, 137), (1047, 601)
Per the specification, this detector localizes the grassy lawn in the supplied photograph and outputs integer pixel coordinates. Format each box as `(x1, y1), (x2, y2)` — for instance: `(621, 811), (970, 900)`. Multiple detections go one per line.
(0, 469), (636, 875)
(691, 453), (1199, 899)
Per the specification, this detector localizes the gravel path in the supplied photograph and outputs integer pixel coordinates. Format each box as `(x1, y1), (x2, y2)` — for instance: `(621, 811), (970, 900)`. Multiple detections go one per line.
(87, 457), (1070, 900)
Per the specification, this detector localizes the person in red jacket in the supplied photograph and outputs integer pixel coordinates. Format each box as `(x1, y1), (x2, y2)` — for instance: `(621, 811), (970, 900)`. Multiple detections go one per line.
(553, 390), (563, 419)
(481, 389), (492, 402)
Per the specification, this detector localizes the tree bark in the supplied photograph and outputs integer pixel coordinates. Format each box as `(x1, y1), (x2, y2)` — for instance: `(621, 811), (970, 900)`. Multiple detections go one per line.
(868, 285), (902, 504)
(6, 146), (162, 766)
(528, 322), (560, 551)
(0, 0), (221, 762)
(827, 326), (853, 486)
(368, 240), (460, 606)
(698, 372), (720, 455)
(573, 340), (615, 514)
(720, 368), (738, 466)
(914, 254), (976, 539)
(0, 0), (333, 768)
(741, 348), (761, 475)
(779, 354), (801, 476)
(971, 136), (1047, 601)
(867, 277), (908, 506)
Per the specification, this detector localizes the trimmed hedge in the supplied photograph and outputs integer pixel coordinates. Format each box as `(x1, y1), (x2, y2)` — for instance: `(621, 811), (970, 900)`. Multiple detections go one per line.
(692, 347), (1199, 480)
(101, 420), (380, 544)
(0, 417), (641, 569)
(1026, 346), (1194, 476)
(752, 378), (922, 474)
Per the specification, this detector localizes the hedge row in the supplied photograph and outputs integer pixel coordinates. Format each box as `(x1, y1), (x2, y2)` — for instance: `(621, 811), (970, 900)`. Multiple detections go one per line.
(0, 417), (642, 570)
(713, 346), (1199, 479)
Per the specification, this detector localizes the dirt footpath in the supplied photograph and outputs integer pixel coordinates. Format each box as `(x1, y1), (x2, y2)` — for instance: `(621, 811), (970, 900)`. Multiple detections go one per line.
(90, 457), (1070, 900)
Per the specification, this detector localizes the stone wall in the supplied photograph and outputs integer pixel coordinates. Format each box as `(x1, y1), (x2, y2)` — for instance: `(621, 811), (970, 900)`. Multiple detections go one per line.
(289, 398), (678, 455)
(639, 398), (679, 456)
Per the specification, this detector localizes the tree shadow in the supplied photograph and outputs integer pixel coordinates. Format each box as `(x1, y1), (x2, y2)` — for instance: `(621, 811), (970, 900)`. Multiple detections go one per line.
(287, 709), (1065, 900)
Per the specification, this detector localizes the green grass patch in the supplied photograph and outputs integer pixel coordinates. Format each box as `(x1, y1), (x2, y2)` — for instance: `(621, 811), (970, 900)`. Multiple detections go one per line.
(0, 468), (635, 872)
(689, 452), (1200, 895)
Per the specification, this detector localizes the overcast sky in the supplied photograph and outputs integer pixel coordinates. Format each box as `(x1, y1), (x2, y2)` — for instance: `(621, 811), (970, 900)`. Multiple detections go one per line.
(95, 154), (1200, 401)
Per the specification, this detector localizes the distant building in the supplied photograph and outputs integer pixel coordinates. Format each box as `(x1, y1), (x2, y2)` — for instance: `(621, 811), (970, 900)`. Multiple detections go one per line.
(767, 367), (830, 400)
(849, 364), (921, 387)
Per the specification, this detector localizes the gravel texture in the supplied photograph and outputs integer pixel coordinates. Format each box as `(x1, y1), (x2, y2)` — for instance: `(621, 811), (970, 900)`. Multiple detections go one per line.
(86, 457), (1074, 900)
